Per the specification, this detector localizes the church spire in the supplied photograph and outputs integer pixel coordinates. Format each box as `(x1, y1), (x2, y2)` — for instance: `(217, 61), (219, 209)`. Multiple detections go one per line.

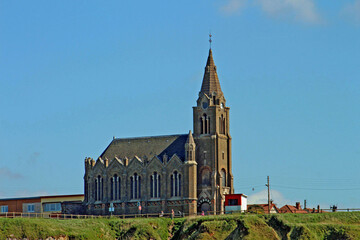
(200, 48), (223, 97)
(186, 130), (195, 145)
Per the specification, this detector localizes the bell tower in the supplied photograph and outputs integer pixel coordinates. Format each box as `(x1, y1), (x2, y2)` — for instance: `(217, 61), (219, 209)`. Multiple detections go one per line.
(193, 47), (233, 214)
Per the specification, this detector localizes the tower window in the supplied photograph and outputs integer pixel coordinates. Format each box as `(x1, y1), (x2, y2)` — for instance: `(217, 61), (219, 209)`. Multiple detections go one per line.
(201, 168), (211, 186)
(221, 169), (226, 187)
(201, 114), (210, 134)
(219, 115), (226, 134)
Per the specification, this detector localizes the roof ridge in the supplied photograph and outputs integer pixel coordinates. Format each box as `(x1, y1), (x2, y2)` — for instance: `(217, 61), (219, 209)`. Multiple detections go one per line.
(112, 133), (188, 141)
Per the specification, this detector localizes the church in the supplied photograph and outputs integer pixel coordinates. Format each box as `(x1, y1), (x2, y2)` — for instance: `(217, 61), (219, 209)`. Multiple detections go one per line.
(83, 47), (234, 216)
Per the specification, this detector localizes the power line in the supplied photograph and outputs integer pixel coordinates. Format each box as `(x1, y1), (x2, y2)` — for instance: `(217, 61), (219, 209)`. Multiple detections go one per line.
(272, 184), (360, 191)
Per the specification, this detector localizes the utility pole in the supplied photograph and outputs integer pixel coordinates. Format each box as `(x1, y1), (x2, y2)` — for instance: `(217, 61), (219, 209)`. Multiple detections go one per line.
(266, 176), (270, 215)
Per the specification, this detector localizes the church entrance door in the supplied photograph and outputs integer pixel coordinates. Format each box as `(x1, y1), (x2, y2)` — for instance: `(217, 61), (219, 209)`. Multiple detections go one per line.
(200, 202), (211, 213)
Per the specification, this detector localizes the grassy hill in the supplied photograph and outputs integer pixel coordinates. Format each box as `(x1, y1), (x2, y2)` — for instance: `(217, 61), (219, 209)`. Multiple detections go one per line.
(0, 212), (359, 239)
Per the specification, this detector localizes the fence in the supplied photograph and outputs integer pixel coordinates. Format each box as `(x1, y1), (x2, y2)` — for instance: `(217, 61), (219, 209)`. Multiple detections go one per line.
(1, 208), (360, 220)
(0, 212), (181, 220)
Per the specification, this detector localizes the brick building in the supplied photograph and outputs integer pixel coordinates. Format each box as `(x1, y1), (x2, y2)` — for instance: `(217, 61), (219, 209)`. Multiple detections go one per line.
(83, 48), (234, 215)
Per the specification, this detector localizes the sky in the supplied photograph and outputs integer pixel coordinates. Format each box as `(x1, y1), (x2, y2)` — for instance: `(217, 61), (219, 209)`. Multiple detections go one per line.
(1, 0), (359, 209)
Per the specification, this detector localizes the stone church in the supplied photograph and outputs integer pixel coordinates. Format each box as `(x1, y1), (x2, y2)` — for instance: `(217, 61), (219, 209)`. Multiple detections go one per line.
(83, 48), (234, 215)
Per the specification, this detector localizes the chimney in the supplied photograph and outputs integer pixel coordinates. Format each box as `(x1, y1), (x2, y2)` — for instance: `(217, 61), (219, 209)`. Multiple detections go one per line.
(304, 200), (307, 209)
(296, 202), (301, 210)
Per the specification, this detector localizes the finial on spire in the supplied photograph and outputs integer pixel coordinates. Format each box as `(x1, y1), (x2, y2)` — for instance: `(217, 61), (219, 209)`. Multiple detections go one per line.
(209, 33), (212, 49)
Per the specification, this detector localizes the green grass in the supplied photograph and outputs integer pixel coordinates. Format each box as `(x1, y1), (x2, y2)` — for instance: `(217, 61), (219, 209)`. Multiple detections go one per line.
(0, 212), (359, 239)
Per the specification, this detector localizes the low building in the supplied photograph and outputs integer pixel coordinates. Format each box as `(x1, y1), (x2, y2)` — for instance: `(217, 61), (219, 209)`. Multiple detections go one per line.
(0, 194), (84, 214)
(279, 202), (308, 213)
(224, 194), (247, 213)
(247, 203), (280, 214)
(0, 197), (41, 213)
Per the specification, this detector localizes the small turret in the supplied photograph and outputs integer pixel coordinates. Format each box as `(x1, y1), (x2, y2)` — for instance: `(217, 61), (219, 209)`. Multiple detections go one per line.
(184, 130), (197, 215)
(104, 157), (109, 167)
(185, 130), (196, 162)
(162, 153), (168, 163)
(97, 157), (104, 165)
(85, 157), (92, 172)
(123, 157), (128, 166)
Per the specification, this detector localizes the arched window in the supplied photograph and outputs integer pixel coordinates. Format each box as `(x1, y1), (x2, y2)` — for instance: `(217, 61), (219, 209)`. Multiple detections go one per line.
(130, 173), (141, 199)
(221, 169), (226, 187)
(171, 171), (181, 197)
(150, 172), (161, 198)
(95, 175), (103, 201)
(111, 174), (121, 201)
(201, 169), (211, 186)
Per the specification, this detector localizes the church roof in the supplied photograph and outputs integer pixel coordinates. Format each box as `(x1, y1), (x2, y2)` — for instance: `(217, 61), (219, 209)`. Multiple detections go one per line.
(100, 134), (188, 162)
(200, 49), (223, 97)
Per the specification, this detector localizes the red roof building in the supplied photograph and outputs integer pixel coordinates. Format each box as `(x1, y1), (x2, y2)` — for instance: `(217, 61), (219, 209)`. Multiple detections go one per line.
(248, 203), (280, 214)
(279, 202), (308, 213)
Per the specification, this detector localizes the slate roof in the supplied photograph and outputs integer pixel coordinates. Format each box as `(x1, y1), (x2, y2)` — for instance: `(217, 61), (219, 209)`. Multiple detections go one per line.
(200, 48), (223, 96)
(100, 134), (188, 162)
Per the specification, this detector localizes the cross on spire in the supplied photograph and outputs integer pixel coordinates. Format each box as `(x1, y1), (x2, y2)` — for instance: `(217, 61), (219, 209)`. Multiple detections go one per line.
(209, 33), (212, 49)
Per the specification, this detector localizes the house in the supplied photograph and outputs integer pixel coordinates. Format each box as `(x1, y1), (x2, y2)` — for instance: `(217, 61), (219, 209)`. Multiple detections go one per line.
(248, 202), (280, 214)
(279, 202), (308, 213)
(224, 194), (247, 213)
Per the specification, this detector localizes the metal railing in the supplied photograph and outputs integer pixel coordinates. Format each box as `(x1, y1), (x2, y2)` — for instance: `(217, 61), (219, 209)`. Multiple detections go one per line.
(1, 208), (359, 220)
(0, 212), (183, 219)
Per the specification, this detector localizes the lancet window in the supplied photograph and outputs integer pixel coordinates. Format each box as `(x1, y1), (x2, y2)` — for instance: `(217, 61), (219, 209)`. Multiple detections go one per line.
(186, 149), (193, 161)
(150, 172), (161, 198)
(201, 168), (211, 186)
(171, 171), (181, 197)
(219, 114), (226, 134)
(95, 175), (103, 201)
(110, 174), (121, 201)
(200, 114), (210, 134)
(130, 173), (141, 199)
(221, 169), (226, 187)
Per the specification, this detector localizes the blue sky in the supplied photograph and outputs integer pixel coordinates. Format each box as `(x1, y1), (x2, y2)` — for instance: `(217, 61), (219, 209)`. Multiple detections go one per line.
(1, 0), (359, 209)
